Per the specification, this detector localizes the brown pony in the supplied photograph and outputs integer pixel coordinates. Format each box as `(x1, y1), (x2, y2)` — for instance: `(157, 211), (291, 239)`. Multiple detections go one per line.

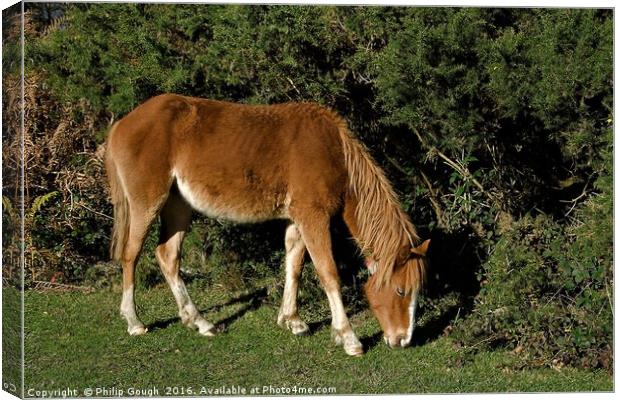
(105, 94), (429, 356)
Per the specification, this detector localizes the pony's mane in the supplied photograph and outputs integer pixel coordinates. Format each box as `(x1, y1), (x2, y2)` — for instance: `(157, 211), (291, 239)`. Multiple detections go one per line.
(321, 109), (421, 289)
(403, 255), (426, 293)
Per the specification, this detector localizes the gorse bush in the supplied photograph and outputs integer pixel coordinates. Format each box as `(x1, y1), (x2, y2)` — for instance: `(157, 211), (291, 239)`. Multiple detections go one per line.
(454, 129), (613, 371)
(455, 150), (612, 370)
(2, 4), (612, 371)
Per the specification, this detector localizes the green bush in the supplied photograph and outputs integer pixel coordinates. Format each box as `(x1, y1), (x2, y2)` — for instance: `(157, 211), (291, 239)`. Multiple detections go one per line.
(454, 131), (612, 370)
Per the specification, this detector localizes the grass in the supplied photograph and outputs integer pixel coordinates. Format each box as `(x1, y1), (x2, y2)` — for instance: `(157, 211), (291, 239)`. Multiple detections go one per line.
(23, 280), (612, 396)
(3, 286), (22, 397)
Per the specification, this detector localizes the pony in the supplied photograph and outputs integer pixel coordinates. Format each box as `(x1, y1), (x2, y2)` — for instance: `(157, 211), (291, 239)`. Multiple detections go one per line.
(104, 94), (429, 356)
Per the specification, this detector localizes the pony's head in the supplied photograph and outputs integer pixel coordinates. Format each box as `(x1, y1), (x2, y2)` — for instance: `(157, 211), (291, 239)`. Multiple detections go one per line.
(364, 239), (429, 348)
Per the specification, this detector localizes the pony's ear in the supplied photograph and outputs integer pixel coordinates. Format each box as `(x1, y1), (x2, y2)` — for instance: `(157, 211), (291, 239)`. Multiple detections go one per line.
(365, 258), (377, 275)
(410, 239), (430, 257)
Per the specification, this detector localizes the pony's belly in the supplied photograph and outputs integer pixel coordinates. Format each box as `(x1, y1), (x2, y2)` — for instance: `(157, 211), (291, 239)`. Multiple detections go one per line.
(175, 174), (289, 223)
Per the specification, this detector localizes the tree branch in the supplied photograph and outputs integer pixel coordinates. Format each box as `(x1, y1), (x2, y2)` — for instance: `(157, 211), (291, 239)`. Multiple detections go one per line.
(412, 127), (498, 206)
(420, 170), (448, 229)
(383, 152), (447, 229)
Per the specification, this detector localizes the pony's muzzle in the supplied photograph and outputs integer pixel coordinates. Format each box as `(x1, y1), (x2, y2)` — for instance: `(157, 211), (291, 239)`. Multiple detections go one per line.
(384, 333), (410, 348)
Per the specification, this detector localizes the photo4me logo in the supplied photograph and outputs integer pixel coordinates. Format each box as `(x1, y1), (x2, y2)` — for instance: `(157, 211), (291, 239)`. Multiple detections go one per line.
(260, 385), (336, 395)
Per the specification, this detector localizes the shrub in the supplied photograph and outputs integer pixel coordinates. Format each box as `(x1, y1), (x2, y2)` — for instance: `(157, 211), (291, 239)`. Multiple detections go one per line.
(453, 131), (612, 371)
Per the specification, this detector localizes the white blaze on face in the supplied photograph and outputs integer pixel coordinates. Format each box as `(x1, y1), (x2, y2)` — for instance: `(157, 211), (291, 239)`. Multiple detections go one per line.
(404, 289), (419, 347)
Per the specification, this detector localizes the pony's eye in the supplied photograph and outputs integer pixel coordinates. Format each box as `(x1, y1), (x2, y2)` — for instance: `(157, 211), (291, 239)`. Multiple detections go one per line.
(396, 288), (405, 297)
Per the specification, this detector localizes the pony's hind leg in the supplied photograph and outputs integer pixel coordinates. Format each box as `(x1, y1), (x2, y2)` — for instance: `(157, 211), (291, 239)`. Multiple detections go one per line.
(277, 224), (309, 335)
(156, 193), (216, 336)
(120, 208), (157, 336)
(294, 215), (363, 356)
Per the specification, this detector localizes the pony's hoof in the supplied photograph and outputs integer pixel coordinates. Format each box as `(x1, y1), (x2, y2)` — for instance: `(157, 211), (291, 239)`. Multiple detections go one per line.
(195, 319), (216, 337)
(199, 328), (216, 337)
(292, 322), (309, 336)
(128, 326), (148, 336)
(332, 328), (363, 356)
(278, 314), (309, 336)
(343, 336), (364, 356)
(344, 344), (364, 356)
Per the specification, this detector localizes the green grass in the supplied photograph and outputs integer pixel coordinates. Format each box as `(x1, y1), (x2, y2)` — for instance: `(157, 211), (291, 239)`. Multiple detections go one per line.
(3, 286), (23, 397)
(23, 281), (611, 396)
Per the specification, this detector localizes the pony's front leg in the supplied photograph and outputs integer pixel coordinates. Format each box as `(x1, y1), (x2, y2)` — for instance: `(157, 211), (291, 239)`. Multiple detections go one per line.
(296, 217), (363, 356)
(277, 224), (309, 335)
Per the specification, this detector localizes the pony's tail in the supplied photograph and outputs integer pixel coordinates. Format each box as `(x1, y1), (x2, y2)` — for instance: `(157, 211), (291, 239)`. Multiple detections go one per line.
(105, 123), (129, 262)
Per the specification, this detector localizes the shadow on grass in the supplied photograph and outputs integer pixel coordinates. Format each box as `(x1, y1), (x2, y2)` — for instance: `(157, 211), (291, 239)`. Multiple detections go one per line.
(360, 331), (384, 351)
(306, 317), (332, 334)
(410, 304), (462, 347)
(147, 286), (269, 332)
